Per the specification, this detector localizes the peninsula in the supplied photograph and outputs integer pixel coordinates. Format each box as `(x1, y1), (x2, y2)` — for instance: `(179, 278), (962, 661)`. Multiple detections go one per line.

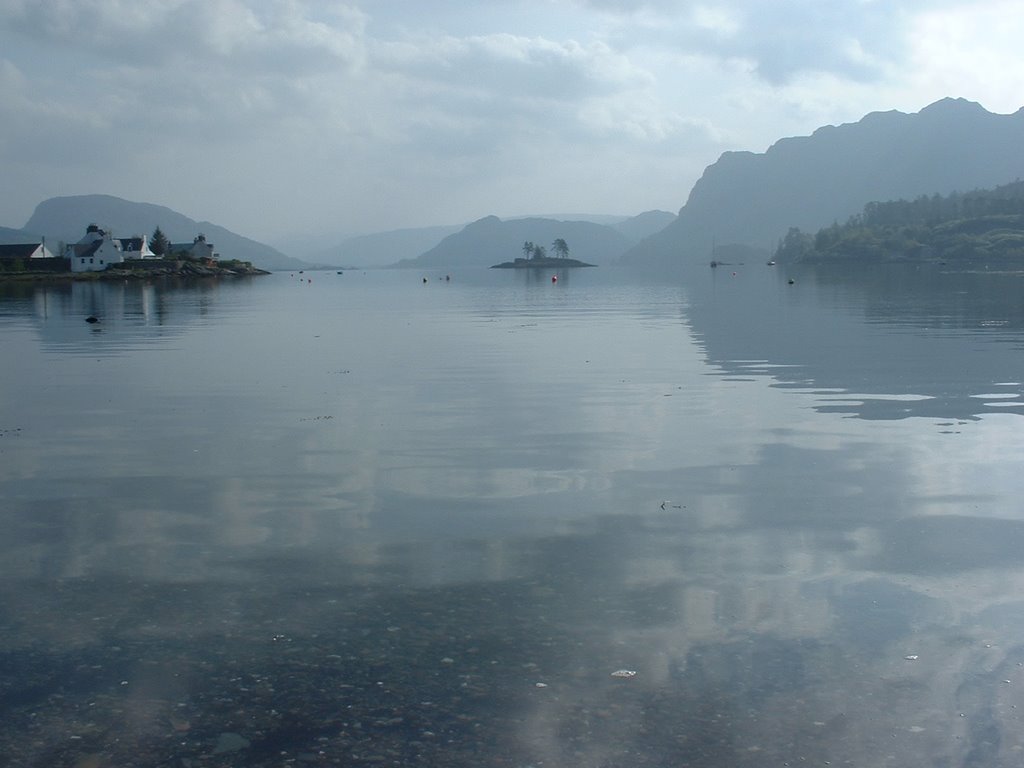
(0, 257), (270, 282)
(0, 225), (270, 281)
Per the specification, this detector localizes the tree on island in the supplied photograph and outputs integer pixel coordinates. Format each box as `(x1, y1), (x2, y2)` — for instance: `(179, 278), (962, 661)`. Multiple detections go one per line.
(520, 239), (570, 260)
(150, 226), (169, 256)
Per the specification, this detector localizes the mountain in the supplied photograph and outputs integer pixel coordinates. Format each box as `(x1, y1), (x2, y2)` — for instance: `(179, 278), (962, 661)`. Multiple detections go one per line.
(312, 211), (672, 269)
(312, 224), (465, 268)
(0, 225), (44, 244)
(623, 98), (1024, 272)
(397, 215), (635, 268)
(610, 210), (676, 241)
(23, 194), (303, 271)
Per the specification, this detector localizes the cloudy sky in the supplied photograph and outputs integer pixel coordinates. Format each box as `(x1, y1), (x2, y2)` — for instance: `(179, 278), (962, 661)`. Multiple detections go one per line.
(1, 0), (1022, 248)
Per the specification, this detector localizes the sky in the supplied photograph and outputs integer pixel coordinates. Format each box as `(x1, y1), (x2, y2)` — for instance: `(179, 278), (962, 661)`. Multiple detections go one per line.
(1, 0), (1023, 249)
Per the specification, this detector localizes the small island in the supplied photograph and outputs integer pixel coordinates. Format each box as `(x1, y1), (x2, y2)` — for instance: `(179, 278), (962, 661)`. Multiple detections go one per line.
(491, 239), (596, 269)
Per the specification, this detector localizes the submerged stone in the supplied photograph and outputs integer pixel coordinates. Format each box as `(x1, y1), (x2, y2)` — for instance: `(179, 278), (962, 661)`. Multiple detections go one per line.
(213, 732), (250, 754)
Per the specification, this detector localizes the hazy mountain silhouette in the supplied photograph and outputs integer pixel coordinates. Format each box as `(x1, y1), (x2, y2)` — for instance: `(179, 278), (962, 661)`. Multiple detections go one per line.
(398, 212), (668, 268)
(24, 195), (303, 270)
(0, 225), (43, 244)
(623, 98), (1024, 273)
(312, 224), (465, 268)
(610, 210), (676, 241)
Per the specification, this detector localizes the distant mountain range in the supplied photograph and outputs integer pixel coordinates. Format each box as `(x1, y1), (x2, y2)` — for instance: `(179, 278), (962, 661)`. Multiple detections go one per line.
(6, 98), (1021, 275)
(397, 211), (675, 269)
(624, 97), (1024, 272)
(312, 224), (465, 268)
(1, 196), (674, 271)
(0, 225), (42, 243)
(311, 211), (675, 268)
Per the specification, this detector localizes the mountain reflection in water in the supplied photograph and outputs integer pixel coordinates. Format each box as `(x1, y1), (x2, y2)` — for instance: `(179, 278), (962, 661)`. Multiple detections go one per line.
(1, 267), (1024, 767)
(688, 261), (1024, 420)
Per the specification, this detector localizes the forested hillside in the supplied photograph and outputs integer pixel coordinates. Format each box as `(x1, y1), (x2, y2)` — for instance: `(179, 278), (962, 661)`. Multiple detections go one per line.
(775, 180), (1024, 263)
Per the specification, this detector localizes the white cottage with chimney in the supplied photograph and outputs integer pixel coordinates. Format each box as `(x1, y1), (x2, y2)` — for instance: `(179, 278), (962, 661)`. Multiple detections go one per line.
(66, 224), (156, 272)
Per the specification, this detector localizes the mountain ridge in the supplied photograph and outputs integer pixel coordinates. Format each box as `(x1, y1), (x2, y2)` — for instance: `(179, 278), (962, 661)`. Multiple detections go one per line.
(623, 97), (1024, 272)
(395, 212), (671, 269)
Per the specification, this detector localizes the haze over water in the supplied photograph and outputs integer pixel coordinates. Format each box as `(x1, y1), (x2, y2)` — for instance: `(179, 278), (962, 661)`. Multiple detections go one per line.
(2, 264), (1024, 767)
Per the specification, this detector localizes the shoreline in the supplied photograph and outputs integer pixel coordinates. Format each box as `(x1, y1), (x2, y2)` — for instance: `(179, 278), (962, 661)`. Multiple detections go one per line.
(490, 257), (596, 269)
(0, 261), (271, 282)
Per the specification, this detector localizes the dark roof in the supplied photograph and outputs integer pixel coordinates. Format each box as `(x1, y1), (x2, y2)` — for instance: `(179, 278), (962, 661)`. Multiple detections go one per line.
(0, 243), (42, 260)
(72, 240), (103, 259)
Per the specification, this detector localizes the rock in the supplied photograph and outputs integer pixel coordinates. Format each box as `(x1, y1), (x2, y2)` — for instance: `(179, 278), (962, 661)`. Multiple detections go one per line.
(213, 732), (250, 754)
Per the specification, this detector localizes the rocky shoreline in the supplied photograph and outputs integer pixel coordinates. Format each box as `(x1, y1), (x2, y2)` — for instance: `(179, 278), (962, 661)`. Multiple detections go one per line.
(0, 259), (271, 282)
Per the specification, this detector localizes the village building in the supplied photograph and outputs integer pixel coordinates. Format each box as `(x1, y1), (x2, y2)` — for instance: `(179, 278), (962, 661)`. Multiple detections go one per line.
(65, 224), (157, 272)
(168, 233), (218, 262)
(0, 241), (57, 264)
(117, 236), (155, 258)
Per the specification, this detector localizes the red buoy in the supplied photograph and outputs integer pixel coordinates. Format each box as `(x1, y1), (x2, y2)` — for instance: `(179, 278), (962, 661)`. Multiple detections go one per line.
(551, 275), (558, 283)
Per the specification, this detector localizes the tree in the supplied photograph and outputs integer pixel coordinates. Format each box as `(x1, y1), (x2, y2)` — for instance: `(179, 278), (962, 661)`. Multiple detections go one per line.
(531, 244), (547, 260)
(151, 226), (169, 256)
(522, 241), (534, 259)
(552, 238), (569, 259)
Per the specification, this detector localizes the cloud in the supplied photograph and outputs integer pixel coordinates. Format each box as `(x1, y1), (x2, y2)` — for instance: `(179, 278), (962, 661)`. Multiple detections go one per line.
(378, 32), (649, 107)
(571, 0), (952, 85)
(0, 0), (1021, 240)
(0, 0), (367, 72)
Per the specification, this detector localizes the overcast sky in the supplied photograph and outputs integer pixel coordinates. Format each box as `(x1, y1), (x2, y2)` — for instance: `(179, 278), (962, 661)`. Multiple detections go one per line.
(2, 1), (1022, 247)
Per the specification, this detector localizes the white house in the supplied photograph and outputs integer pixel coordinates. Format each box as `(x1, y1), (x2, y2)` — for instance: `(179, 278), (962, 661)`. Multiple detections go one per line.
(66, 224), (123, 272)
(66, 225), (157, 272)
(116, 235), (155, 258)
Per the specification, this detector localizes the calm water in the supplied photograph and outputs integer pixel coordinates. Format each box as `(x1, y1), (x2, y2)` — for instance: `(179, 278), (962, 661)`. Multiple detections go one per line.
(2, 264), (1024, 766)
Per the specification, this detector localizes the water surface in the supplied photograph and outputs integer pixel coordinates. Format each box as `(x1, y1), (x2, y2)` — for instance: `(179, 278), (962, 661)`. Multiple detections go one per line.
(2, 264), (1024, 766)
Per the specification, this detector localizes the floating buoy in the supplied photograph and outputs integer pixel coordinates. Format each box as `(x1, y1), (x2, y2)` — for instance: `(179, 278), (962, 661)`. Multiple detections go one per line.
(788, 278), (795, 285)
(423, 277), (428, 283)
(732, 271), (737, 276)
(85, 316), (99, 324)
(551, 275), (558, 283)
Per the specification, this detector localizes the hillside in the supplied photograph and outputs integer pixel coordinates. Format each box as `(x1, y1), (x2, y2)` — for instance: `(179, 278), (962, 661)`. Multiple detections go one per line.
(622, 98), (1024, 273)
(398, 212), (665, 269)
(312, 224), (464, 268)
(24, 195), (303, 271)
(775, 180), (1024, 263)
(610, 210), (676, 241)
(0, 225), (44, 244)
